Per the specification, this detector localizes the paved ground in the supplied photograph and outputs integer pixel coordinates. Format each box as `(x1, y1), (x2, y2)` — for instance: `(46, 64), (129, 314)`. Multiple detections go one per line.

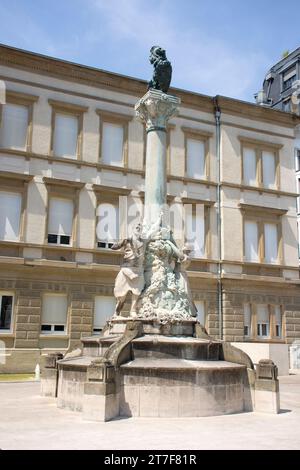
(0, 375), (300, 450)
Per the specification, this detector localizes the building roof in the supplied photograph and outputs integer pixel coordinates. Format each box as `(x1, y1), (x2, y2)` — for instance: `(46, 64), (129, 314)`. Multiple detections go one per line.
(1, 43), (300, 128)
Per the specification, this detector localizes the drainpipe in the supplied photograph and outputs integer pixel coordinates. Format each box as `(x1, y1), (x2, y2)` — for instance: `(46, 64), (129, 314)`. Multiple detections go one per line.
(214, 96), (223, 340)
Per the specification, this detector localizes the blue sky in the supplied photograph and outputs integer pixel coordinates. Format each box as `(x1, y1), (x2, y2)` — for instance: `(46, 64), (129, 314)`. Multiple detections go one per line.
(0, 0), (299, 101)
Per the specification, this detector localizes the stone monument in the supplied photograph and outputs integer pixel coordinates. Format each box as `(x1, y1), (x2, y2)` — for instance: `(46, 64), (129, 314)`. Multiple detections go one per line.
(41, 46), (280, 420)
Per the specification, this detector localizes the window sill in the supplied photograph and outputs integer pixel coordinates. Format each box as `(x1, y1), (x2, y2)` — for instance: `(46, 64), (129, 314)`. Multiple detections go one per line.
(243, 338), (285, 344)
(39, 334), (69, 339)
(0, 332), (15, 337)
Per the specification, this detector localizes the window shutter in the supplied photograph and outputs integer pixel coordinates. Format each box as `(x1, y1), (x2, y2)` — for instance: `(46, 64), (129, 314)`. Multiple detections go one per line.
(53, 113), (78, 158)
(48, 198), (73, 236)
(262, 150), (276, 188)
(186, 138), (205, 179)
(185, 204), (205, 257)
(257, 304), (269, 323)
(42, 294), (68, 324)
(0, 103), (28, 150)
(0, 192), (22, 241)
(243, 147), (256, 185)
(244, 221), (258, 261)
(94, 296), (116, 329)
(264, 223), (278, 263)
(102, 122), (124, 166)
(96, 202), (119, 242)
(194, 300), (205, 325)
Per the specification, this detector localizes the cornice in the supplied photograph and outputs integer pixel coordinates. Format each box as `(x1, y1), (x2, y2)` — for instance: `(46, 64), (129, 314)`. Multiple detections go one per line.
(1, 44), (300, 128)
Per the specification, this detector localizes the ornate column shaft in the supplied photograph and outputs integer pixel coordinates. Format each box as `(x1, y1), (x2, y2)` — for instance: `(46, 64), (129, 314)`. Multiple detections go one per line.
(135, 89), (180, 227)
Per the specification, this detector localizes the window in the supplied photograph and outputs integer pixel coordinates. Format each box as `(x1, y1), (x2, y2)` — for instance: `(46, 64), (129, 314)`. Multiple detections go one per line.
(283, 68), (296, 91)
(97, 111), (131, 168)
(49, 99), (88, 160)
(244, 303), (283, 340)
(282, 99), (291, 112)
(264, 223), (278, 263)
(96, 202), (119, 249)
(93, 296), (116, 333)
(47, 198), (73, 246)
(194, 300), (205, 326)
(186, 138), (206, 179)
(0, 294), (13, 332)
(53, 113), (78, 158)
(243, 147), (257, 185)
(262, 150), (276, 189)
(242, 205), (284, 265)
(274, 305), (282, 338)
(257, 304), (269, 338)
(240, 138), (280, 190)
(0, 103), (29, 150)
(41, 294), (68, 334)
(244, 221), (259, 262)
(184, 204), (205, 258)
(243, 303), (251, 337)
(0, 192), (22, 241)
(102, 122), (124, 166)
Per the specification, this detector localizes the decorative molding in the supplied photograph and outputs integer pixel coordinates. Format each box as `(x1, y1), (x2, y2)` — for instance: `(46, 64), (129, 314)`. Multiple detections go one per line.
(92, 184), (131, 195)
(181, 126), (213, 139)
(43, 177), (85, 189)
(96, 109), (133, 122)
(221, 181), (298, 198)
(0, 170), (33, 182)
(6, 90), (39, 103)
(238, 135), (283, 149)
(1, 45), (300, 127)
(48, 99), (88, 114)
(239, 203), (288, 216)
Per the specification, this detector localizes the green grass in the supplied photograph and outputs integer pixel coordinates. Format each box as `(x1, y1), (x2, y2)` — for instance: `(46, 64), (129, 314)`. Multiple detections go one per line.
(0, 374), (36, 382)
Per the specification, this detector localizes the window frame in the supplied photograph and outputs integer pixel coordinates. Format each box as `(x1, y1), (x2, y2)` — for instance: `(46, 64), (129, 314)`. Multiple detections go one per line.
(241, 204), (286, 265)
(0, 291), (15, 334)
(48, 99), (88, 161)
(96, 110), (132, 168)
(239, 137), (282, 191)
(182, 127), (212, 181)
(0, 90), (39, 152)
(243, 303), (284, 342)
(93, 295), (116, 334)
(181, 198), (212, 259)
(93, 184), (130, 250)
(0, 171), (32, 243)
(43, 177), (84, 249)
(40, 292), (69, 336)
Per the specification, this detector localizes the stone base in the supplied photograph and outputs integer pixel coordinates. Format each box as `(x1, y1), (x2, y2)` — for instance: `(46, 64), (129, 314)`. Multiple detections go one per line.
(43, 319), (281, 420)
(232, 342), (289, 376)
(106, 318), (197, 336)
(40, 368), (58, 397)
(254, 389), (280, 414)
(119, 359), (246, 417)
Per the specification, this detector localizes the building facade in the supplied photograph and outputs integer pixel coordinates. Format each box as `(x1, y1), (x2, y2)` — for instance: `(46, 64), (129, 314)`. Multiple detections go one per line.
(258, 48), (300, 265)
(0, 44), (300, 373)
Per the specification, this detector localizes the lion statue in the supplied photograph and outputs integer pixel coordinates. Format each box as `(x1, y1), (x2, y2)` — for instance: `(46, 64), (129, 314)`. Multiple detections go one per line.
(148, 46), (172, 94)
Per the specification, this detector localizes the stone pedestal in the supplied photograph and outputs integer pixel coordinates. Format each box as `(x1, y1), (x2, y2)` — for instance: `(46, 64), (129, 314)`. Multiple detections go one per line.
(254, 359), (280, 414)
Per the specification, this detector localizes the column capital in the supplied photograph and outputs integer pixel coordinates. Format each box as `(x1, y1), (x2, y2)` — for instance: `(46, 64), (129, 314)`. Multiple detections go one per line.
(135, 89), (180, 132)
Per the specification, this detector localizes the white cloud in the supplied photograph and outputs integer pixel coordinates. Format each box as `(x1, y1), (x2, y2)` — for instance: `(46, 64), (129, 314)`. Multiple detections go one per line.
(89, 0), (270, 100)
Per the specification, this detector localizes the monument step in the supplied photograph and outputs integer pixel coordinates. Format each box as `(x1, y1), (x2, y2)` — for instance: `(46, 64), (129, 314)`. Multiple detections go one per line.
(81, 335), (121, 357)
(131, 335), (221, 360)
